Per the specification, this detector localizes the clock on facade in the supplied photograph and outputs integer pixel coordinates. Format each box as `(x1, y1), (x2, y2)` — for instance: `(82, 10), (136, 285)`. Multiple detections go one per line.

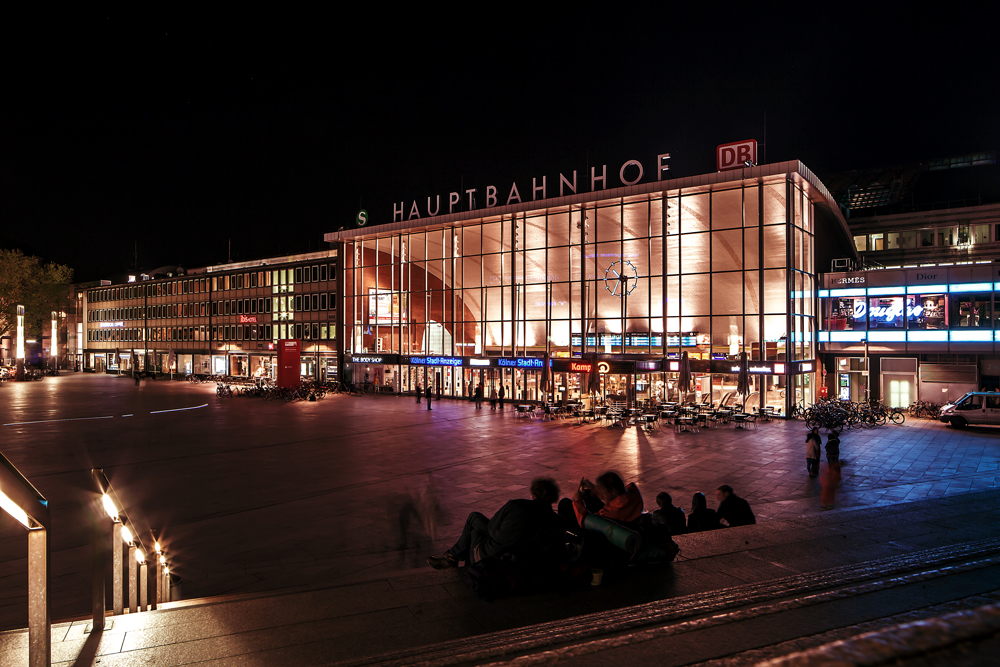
(604, 260), (638, 297)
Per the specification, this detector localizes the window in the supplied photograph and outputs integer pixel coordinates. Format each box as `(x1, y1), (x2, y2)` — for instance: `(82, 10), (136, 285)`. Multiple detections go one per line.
(853, 235), (866, 252)
(973, 224), (991, 244)
(311, 294), (319, 311)
(295, 267), (303, 283)
(906, 295), (946, 330)
(295, 323), (302, 339)
(312, 266), (319, 282)
(868, 233), (884, 251)
(295, 295), (302, 311)
(825, 297), (865, 331)
(951, 293), (991, 328)
(937, 227), (955, 246)
(320, 264), (327, 281)
(868, 297), (904, 329)
(320, 293), (327, 310)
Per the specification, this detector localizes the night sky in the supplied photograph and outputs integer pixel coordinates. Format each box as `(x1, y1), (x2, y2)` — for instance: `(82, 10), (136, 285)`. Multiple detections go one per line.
(2, 7), (996, 282)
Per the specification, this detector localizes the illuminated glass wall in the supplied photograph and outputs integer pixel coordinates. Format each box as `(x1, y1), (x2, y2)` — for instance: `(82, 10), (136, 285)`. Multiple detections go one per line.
(342, 174), (816, 396)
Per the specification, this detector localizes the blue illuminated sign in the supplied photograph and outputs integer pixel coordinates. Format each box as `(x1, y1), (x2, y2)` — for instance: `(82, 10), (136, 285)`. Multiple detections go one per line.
(409, 356), (463, 366)
(497, 357), (544, 369)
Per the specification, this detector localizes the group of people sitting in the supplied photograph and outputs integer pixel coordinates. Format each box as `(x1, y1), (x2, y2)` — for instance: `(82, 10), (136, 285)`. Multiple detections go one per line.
(427, 473), (756, 589)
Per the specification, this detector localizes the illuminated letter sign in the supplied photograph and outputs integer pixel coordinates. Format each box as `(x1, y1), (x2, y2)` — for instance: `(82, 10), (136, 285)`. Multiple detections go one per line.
(570, 362), (592, 373)
(239, 315), (258, 324)
(597, 361), (611, 374)
(716, 139), (757, 171)
(517, 358), (544, 369)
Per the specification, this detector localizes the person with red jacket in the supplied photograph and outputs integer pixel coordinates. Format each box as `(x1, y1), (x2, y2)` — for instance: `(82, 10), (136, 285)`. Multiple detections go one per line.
(558, 471), (644, 531)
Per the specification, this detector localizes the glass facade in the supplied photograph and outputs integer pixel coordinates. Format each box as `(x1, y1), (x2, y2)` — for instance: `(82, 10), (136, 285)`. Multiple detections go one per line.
(338, 170), (824, 411)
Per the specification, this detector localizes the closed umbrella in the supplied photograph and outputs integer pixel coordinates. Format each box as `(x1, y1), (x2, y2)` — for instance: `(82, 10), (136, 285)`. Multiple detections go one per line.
(737, 351), (751, 410)
(678, 351), (691, 399)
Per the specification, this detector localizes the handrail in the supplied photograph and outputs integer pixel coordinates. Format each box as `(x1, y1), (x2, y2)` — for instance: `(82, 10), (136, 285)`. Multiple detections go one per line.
(0, 450), (50, 667)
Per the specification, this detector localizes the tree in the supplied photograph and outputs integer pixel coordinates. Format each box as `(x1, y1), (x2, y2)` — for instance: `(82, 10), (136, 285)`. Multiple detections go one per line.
(0, 249), (74, 339)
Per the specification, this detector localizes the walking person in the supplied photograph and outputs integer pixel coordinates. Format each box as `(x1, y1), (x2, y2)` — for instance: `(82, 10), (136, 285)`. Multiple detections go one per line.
(134, 371), (141, 387)
(498, 384), (506, 411)
(490, 385), (498, 410)
(821, 454), (842, 510)
(805, 427), (822, 477)
(425, 384), (432, 411)
(826, 429), (841, 464)
(416, 382), (421, 403)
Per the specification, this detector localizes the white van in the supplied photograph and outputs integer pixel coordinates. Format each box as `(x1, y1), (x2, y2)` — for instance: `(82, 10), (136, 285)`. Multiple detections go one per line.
(939, 392), (1000, 428)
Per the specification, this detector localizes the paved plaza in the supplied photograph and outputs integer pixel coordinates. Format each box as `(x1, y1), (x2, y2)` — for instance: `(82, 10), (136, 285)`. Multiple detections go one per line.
(0, 373), (999, 633)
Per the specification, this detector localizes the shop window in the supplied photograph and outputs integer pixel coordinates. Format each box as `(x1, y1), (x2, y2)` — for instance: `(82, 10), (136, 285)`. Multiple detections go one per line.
(907, 295), (945, 329)
(826, 297), (866, 330)
(951, 293), (991, 328)
(868, 233), (884, 251)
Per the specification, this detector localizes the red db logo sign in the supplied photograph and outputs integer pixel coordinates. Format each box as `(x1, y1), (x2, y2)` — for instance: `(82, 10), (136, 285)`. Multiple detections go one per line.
(717, 139), (757, 171)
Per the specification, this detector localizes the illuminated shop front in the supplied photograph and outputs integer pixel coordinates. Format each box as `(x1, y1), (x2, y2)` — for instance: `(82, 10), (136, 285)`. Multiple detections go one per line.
(818, 266), (1000, 404)
(331, 160), (850, 414)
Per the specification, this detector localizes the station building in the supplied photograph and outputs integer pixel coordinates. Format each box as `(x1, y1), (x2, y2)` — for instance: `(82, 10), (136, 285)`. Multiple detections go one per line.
(325, 159), (856, 414)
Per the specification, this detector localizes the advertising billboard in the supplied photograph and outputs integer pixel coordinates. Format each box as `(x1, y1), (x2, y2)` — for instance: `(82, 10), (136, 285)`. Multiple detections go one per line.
(368, 288), (407, 325)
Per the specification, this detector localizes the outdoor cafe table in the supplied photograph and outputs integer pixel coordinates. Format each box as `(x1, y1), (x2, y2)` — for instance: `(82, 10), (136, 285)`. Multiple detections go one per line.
(732, 413), (753, 428)
(516, 404), (535, 418)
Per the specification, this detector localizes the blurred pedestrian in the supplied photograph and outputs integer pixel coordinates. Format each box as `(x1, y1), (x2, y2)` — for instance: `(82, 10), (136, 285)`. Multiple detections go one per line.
(806, 427), (822, 477)
(498, 384), (506, 411)
(426, 385), (432, 410)
(490, 385), (497, 410)
(821, 456), (842, 511)
(416, 382), (421, 403)
(474, 383), (483, 409)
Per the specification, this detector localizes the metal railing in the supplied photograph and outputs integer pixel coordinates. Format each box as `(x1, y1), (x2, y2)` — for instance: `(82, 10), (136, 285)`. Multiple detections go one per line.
(92, 469), (173, 627)
(0, 451), (51, 667)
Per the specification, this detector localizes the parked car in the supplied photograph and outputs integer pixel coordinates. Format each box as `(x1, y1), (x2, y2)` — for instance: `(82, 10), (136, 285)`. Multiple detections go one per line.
(940, 391), (1000, 428)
